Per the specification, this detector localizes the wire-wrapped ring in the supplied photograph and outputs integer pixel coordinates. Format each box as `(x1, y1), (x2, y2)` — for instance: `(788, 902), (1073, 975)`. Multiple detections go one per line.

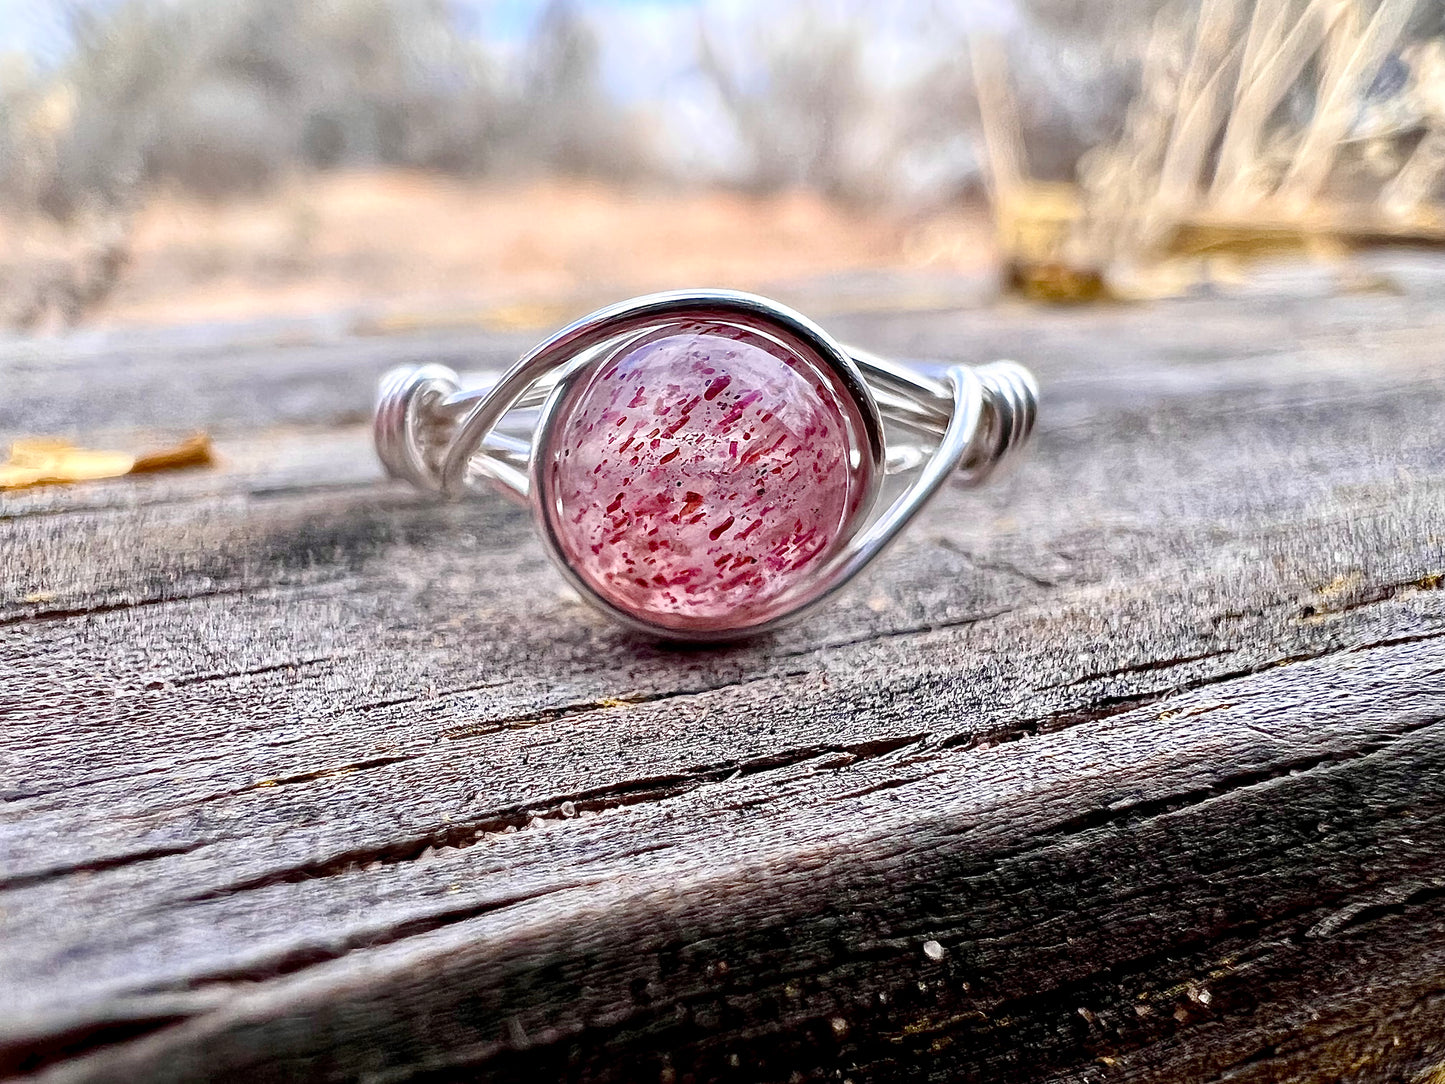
(375, 290), (1037, 641)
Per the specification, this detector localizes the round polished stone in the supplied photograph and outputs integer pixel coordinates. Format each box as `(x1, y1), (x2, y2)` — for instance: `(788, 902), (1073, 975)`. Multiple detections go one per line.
(540, 321), (873, 634)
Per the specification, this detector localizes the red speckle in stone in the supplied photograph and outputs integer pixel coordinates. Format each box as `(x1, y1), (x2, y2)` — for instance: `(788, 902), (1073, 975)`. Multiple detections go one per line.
(739, 433), (787, 466)
(703, 374), (732, 401)
(542, 323), (871, 633)
(718, 390), (763, 427)
(718, 569), (759, 591)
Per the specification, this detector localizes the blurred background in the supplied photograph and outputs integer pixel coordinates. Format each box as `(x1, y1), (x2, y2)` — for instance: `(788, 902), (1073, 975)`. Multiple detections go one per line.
(1, 0), (1444, 332)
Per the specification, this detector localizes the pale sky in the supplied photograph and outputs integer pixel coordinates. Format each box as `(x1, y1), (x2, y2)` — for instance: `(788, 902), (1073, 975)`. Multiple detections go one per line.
(0, 0), (1021, 93)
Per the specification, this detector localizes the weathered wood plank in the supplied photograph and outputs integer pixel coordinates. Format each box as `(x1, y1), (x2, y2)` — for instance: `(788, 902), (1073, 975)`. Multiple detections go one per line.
(2, 275), (1444, 1081)
(11, 637), (1445, 1082)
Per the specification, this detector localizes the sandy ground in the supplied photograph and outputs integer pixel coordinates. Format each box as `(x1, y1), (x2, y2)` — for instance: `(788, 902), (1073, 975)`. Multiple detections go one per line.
(0, 173), (999, 331)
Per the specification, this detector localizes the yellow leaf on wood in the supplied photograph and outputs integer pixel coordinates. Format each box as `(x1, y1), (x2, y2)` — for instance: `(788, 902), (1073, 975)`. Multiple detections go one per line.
(0, 433), (214, 490)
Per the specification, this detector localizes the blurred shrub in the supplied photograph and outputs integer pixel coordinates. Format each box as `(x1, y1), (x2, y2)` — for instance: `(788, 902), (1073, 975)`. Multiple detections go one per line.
(0, 0), (656, 324)
(0, 0), (1164, 220)
(691, 0), (1184, 205)
(0, 0), (641, 222)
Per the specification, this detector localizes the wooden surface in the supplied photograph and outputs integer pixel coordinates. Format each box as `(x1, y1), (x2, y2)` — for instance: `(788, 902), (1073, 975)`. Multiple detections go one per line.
(2, 264), (1444, 1083)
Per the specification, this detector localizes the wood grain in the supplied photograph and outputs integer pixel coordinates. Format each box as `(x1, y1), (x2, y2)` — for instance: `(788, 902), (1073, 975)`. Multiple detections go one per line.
(2, 271), (1443, 1082)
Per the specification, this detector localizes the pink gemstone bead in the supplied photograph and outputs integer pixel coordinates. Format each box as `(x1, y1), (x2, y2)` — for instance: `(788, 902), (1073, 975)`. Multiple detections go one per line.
(541, 321), (873, 635)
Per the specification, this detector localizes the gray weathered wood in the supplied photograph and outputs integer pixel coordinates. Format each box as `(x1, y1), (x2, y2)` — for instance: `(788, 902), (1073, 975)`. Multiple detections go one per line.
(2, 269), (1444, 1082)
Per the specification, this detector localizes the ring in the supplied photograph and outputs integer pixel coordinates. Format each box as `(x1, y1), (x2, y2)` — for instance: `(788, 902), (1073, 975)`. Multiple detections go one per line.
(374, 290), (1038, 641)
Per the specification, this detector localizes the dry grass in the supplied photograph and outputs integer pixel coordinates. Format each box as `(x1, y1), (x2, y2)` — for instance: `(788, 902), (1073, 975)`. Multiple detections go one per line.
(1, 172), (995, 329)
(979, 0), (1445, 298)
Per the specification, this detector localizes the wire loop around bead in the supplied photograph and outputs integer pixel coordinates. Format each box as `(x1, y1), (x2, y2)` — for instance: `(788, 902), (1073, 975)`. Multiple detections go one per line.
(373, 290), (1038, 638)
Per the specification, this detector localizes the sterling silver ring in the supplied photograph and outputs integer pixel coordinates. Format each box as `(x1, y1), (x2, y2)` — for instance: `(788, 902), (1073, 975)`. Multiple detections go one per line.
(374, 290), (1038, 641)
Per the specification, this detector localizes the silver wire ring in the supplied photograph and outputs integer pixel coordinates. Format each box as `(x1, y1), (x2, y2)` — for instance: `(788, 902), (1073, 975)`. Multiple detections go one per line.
(374, 289), (1037, 641)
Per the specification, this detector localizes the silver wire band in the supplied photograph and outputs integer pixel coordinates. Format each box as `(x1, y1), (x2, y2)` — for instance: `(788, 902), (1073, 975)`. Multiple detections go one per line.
(373, 290), (1038, 638)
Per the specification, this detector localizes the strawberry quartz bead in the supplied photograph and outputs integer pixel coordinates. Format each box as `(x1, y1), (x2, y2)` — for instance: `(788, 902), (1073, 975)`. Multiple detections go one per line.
(540, 321), (875, 635)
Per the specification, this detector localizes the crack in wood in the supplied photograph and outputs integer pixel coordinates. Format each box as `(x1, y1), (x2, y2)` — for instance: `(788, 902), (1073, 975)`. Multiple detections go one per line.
(175, 732), (934, 905)
(0, 877), (632, 1077)
(0, 576), (353, 628)
(937, 627), (1445, 764)
(165, 877), (633, 991)
(1298, 570), (1445, 620)
(1056, 648), (1234, 689)
(829, 776), (929, 802)
(933, 538), (1068, 589)
(438, 667), (819, 741)
(0, 1009), (198, 1078)
(0, 586), (259, 627)
(16, 627), (1440, 901)
(166, 655), (342, 689)
(1011, 714), (1445, 857)
(69, 640), (1428, 1037)
(1305, 878), (1445, 941)
(0, 840), (210, 893)
(249, 754), (420, 790)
